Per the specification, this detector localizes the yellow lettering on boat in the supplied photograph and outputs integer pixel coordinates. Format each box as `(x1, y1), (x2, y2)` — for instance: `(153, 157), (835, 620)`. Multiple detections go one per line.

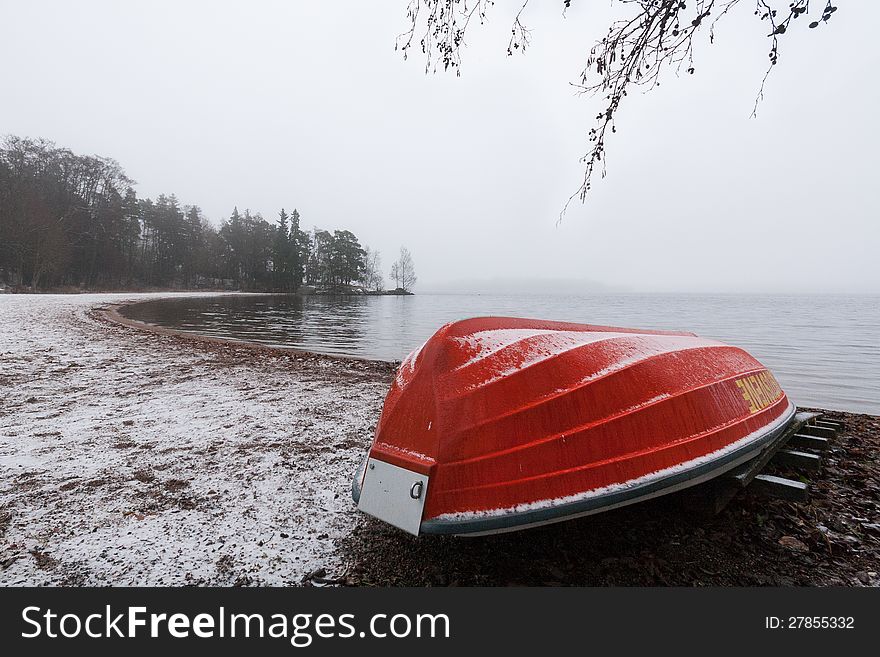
(735, 371), (782, 414)
(745, 377), (763, 409)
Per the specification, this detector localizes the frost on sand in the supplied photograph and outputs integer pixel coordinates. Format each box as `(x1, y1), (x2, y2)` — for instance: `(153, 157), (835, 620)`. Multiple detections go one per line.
(0, 294), (389, 585)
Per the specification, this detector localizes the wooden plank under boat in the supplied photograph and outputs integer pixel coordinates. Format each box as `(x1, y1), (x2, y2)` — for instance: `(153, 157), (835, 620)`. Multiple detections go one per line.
(352, 317), (795, 536)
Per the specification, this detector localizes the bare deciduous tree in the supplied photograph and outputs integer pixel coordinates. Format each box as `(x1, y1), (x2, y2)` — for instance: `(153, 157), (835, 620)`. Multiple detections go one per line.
(397, 0), (839, 214)
(363, 246), (386, 292)
(391, 246), (417, 292)
(390, 260), (401, 289)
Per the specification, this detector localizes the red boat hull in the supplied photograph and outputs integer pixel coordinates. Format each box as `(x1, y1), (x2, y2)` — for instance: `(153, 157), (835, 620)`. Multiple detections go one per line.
(354, 317), (794, 535)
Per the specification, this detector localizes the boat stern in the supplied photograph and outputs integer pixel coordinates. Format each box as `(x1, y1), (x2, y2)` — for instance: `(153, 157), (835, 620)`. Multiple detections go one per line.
(353, 457), (430, 536)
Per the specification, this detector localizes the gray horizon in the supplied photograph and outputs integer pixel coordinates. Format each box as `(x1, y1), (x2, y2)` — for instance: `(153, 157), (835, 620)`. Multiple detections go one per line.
(1, 1), (877, 294)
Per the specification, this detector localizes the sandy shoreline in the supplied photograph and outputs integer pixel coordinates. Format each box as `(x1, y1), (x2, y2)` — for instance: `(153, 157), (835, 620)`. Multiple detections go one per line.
(1, 293), (391, 585)
(1, 293), (878, 586)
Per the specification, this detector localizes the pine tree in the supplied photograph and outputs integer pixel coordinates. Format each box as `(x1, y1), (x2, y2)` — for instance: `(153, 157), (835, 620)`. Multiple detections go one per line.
(289, 209), (304, 291)
(182, 205), (203, 287)
(273, 208), (290, 290)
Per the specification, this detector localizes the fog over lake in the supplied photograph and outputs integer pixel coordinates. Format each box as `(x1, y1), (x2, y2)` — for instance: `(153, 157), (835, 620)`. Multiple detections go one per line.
(2, 2), (878, 294)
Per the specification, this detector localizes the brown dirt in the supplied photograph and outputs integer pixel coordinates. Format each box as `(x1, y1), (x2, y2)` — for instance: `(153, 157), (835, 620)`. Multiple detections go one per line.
(340, 409), (880, 586)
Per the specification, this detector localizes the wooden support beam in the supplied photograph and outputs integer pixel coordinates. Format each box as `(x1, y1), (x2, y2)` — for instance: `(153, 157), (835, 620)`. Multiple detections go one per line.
(749, 474), (810, 502)
(675, 480), (739, 518)
(727, 411), (813, 488)
(801, 424), (836, 439)
(682, 411), (817, 516)
(814, 420), (842, 432)
(800, 411), (822, 425)
(773, 449), (822, 471)
(788, 433), (830, 451)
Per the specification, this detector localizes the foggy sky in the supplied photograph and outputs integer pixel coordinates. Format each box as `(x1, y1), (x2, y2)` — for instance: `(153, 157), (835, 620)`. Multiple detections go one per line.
(2, 1), (878, 293)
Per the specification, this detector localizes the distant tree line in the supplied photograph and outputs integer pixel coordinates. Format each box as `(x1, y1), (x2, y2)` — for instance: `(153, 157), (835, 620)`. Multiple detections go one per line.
(0, 136), (415, 293)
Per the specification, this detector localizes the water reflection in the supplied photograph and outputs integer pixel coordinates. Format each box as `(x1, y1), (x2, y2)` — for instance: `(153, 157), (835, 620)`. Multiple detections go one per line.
(120, 293), (880, 414)
(122, 295), (375, 356)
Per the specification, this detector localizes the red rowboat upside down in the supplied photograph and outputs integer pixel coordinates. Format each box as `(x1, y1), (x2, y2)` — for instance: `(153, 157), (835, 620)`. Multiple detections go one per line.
(352, 317), (795, 536)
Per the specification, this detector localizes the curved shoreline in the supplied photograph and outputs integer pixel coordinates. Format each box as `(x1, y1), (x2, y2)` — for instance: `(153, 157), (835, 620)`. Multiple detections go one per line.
(2, 293), (878, 586)
(0, 293), (393, 585)
(97, 296), (397, 368)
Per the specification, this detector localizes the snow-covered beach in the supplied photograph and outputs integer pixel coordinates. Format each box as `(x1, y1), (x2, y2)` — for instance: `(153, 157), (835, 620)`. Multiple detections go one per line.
(0, 294), (391, 585)
(2, 293), (878, 588)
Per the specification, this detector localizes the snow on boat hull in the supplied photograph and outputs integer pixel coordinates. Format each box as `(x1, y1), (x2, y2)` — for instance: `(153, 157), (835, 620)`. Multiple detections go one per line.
(353, 317), (795, 536)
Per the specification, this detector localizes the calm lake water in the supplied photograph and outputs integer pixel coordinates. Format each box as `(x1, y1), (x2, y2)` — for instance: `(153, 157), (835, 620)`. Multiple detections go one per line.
(121, 293), (880, 414)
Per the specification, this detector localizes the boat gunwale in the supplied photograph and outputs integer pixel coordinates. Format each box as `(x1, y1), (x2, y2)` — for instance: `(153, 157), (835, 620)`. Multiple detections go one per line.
(417, 402), (797, 536)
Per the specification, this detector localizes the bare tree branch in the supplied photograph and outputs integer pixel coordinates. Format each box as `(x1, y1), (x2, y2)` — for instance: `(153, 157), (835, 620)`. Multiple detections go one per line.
(398, 0), (840, 218)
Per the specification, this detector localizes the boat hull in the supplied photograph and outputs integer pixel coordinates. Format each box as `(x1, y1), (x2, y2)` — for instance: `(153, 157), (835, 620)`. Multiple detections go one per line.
(354, 317), (794, 536)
